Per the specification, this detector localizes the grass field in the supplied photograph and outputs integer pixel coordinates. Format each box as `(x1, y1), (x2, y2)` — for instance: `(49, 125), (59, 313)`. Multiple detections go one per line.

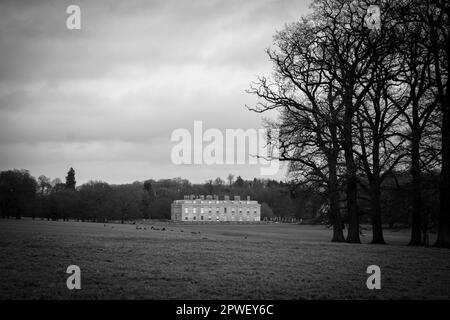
(0, 218), (449, 299)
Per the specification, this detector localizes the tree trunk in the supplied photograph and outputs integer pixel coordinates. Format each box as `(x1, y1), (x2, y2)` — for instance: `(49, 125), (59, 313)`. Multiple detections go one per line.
(423, 208), (429, 246)
(343, 108), (360, 243)
(409, 133), (423, 245)
(329, 157), (345, 242)
(370, 181), (385, 244)
(369, 132), (385, 244)
(435, 87), (450, 247)
(433, 1), (450, 248)
(330, 194), (345, 242)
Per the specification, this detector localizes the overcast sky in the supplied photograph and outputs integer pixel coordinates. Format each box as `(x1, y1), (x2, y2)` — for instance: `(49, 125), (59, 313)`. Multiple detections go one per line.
(0, 0), (311, 185)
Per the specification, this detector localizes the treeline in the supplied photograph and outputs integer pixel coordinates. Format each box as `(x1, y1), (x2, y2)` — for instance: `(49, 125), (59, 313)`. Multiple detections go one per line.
(247, 0), (449, 246)
(0, 168), (319, 222)
(0, 167), (440, 229)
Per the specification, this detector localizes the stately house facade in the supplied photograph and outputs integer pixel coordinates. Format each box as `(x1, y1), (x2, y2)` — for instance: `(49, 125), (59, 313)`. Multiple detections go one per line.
(171, 195), (261, 222)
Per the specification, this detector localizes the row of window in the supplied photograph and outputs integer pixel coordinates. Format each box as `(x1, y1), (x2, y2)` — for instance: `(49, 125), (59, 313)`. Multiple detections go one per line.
(181, 200), (255, 204)
(184, 216), (259, 221)
(184, 207), (258, 214)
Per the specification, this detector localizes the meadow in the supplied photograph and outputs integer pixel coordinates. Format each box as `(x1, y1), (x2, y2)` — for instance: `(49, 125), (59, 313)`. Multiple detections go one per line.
(0, 218), (449, 299)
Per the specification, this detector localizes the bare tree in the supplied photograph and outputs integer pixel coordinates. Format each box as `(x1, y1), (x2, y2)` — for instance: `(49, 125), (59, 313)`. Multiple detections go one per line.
(248, 0), (448, 246)
(247, 18), (346, 242)
(347, 0), (414, 244)
(389, 0), (441, 245)
(311, 0), (386, 243)
(354, 60), (409, 243)
(227, 174), (235, 186)
(423, 0), (450, 248)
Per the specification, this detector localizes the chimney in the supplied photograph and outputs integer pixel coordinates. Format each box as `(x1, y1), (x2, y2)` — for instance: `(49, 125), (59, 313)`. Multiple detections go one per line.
(234, 195), (240, 201)
(224, 195), (230, 201)
(247, 195), (250, 201)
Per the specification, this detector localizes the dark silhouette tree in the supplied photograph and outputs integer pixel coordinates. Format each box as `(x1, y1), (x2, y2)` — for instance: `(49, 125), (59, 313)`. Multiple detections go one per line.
(0, 169), (37, 219)
(353, 15), (411, 244)
(234, 176), (245, 188)
(386, 0), (443, 245)
(205, 179), (214, 194)
(425, 0), (450, 248)
(37, 175), (52, 196)
(78, 181), (118, 222)
(247, 17), (347, 242)
(116, 183), (142, 224)
(227, 174), (235, 186)
(65, 168), (76, 190)
(141, 180), (156, 219)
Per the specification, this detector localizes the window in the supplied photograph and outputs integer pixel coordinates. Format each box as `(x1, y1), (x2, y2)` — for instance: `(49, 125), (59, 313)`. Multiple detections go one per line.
(200, 207), (204, 214)
(185, 217), (188, 220)
(254, 208), (257, 214)
(201, 216), (204, 220)
(193, 207), (196, 214)
(246, 209), (250, 214)
(193, 216), (196, 220)
(239, 208), (242, 214)
(224, 207), (227, 213)
(185, 208), (189, 214)
(231, 208), (235, 214)
(208, 216), (212, 220)
(209, 208), (212, 213)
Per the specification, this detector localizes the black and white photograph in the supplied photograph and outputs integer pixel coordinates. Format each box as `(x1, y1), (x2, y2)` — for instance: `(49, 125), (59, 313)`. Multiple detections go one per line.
(0, 0), (449, 311)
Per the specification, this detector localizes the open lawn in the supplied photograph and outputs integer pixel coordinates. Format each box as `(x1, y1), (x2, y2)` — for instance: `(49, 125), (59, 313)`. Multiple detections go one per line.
(0, 218), (449, 299)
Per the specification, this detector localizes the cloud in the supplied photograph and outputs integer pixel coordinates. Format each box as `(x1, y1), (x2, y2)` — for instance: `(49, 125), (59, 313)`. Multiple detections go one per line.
(0, 0), (310, 183)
